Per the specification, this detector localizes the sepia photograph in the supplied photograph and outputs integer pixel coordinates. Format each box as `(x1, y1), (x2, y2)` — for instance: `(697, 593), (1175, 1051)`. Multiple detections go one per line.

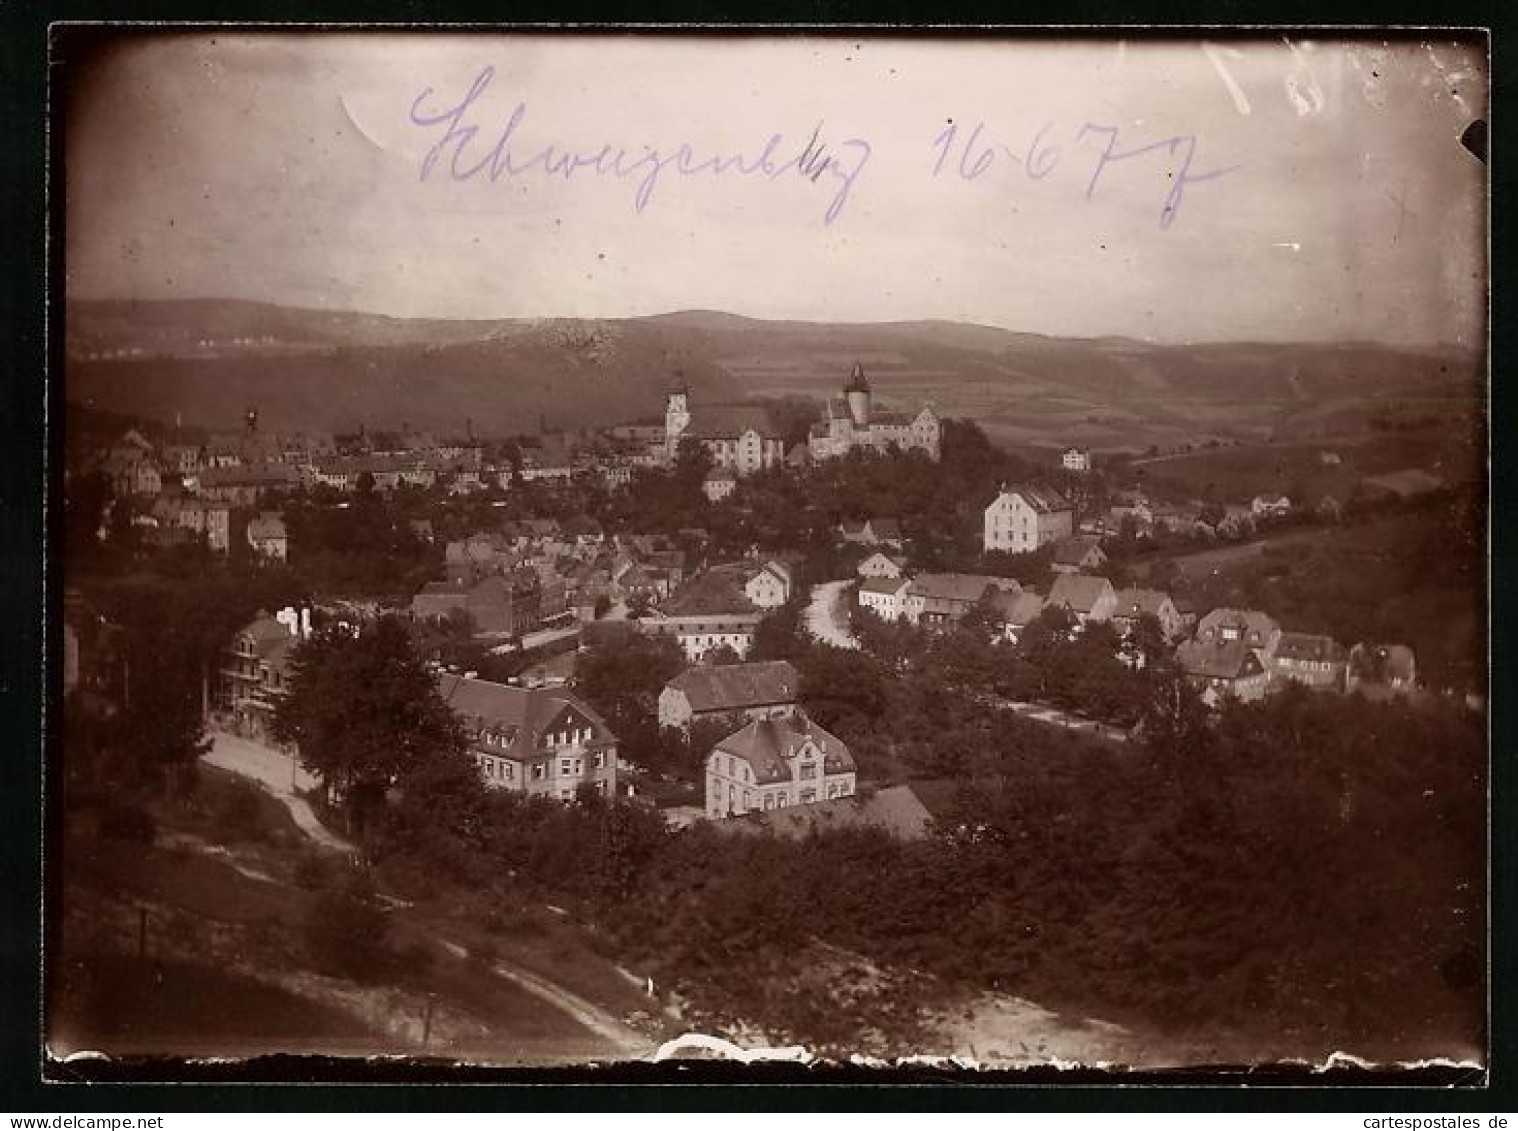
(49, 28), (1489, 1078)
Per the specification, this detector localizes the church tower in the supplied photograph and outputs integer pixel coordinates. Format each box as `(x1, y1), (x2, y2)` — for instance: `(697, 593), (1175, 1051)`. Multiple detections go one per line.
(665, 382), (691, 461)
(844, 363), (871, 427)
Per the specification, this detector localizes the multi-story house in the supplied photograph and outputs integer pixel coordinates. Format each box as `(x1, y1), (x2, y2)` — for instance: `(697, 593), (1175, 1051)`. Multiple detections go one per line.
(658, 660), (802, 731)
(807, 365), (940, 463)
(1061, 447), (1092, 472)
(703, 469), (737, 502)
(220, 609), (309, 742)
(705, 712), (856, 820)
(742, 561), (792, 609)
(439, 673), (618, 802)
(1175, 608), (1281, 704)
(983, 485), (1074, 554)
(1272, 631), (1348, 691)
(411, 572), (542, 639)
(857, 576), (912, 621)
(904, 573), (1021, 628)
(664, 388), (785, 475)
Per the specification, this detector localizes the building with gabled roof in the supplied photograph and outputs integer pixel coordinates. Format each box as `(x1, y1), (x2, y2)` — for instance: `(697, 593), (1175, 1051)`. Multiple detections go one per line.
(904, 573), (1020, 628)
(658, 659), (802, 730)
(714, 783), (934, 841)
(1050, 536), (1108, 575)
(705, 711), (856, 819)
(664, 387), (785, 475)
(438, 672), (618, 802)
(990, 589), (1048, 643)
(1111, 588), (1184, 641)
(1272, 631), (1347, 691)
(857, 575), (913, 622)
(220, 609), (309, 741)
(984, 485), (1074, 554)
(1047, 573), (1117, 624)
(1176, 608), (1282, 703)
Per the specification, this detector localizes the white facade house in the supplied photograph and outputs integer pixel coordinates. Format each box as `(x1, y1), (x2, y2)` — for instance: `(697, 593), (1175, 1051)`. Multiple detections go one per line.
(857, 576), (912, 621)
(983, 486), (1074, 554)
(705, 713), (856, 820)
(1062, 447), (1092, 472)
(743, 562), (791, 609)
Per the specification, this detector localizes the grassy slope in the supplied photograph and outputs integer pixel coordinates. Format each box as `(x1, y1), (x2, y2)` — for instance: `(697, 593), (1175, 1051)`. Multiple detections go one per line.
(53, 768), (632, 1063)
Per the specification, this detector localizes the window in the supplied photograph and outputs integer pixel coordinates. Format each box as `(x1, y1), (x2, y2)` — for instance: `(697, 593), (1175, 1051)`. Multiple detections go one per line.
(560, 759), (572, 775)
(531, 763), (546, 781)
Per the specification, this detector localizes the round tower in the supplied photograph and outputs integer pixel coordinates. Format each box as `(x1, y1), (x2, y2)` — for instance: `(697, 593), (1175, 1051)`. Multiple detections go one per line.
(844, 363), (871, 426)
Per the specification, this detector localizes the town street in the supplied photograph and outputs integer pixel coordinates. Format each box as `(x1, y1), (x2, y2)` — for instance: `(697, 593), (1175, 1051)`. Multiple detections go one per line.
(804, 580), (860, 650)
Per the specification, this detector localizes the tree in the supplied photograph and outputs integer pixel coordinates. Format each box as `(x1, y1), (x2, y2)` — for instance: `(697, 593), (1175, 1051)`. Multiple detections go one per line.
(273, 616), (468, 837)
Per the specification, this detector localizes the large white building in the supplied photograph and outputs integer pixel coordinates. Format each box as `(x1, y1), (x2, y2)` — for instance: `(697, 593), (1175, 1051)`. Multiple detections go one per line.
(664, 388), (786, 475)
(705, 712), (857, 819)
(808, 364), (940, 462)
(983, 485), (1074, 554)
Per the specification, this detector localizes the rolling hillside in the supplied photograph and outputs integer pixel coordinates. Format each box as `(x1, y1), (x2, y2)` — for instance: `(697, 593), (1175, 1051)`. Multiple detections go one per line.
(65, 299), (1483, 450)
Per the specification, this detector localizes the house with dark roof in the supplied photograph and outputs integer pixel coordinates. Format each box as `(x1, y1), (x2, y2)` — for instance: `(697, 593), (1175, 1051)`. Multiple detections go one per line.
(438, 672), (618, 802)
(904, 573), (1021, 628)
(703, 467), (738, 502)
(641, 565), (765, 660)
(658, 660), (802, 730)
(1047, 574), (1118, 625)
(1175, 608), (1281, 703)
(411, 572), (543, 638)
(705, 712), (856, 819)
(838, 517), (905, 548)
(990, 589), (1047, 644)
(713, 783), (933, 841)
(664, 387), (785, 475)
(1111, 588), (1184, 641)
(1050, 536), (1108, 575)
(1272, 631), (1347, 691)
(984, 485), (1074, 554)
(858, 575), (913, 621)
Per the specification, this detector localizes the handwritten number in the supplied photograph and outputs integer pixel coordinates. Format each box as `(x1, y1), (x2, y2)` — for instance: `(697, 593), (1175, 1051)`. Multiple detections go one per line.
(1025, 121), (1060, 180)
(930, 123), (956, 177)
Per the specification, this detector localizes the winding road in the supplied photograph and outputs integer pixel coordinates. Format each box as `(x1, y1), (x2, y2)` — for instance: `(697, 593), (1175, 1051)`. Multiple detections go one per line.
(804, 580), (860, 650)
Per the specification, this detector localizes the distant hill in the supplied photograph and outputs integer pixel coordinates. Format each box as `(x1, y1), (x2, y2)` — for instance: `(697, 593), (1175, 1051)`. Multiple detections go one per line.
(64, 299), (1483, 450)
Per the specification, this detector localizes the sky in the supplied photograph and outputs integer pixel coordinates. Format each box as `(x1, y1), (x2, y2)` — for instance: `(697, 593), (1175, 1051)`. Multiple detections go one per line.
(62, 32), (1487, 346)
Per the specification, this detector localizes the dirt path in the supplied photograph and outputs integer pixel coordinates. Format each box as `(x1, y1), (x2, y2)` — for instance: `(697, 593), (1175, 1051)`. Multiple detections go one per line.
(202, 731), (650, 1058)
(203, 732), (353, 853)
(805, 580), (860, 650)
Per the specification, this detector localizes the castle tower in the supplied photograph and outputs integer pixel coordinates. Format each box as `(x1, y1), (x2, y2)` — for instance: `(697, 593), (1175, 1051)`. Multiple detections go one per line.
(844, 363), (871, 427)
(665, 382), (691, 461)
